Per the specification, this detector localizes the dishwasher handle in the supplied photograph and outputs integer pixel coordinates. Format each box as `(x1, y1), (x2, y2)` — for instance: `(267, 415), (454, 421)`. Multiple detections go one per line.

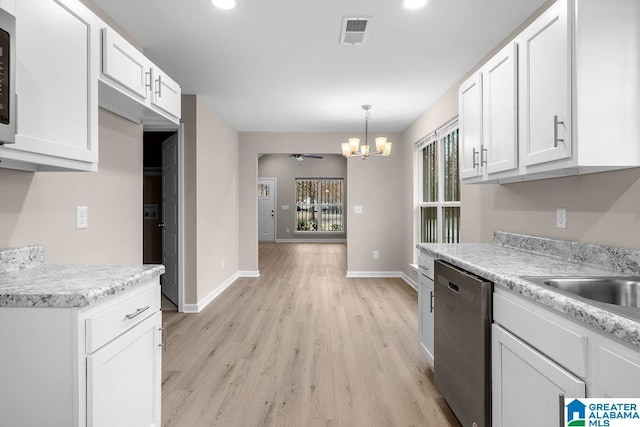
(448, 283), (459, 293)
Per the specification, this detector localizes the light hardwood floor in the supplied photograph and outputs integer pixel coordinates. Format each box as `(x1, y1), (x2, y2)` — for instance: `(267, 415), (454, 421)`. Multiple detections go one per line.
(161, 242), (460, 426)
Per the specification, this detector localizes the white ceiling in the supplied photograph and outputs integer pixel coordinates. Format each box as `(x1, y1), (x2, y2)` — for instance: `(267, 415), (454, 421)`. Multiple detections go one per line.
(91, 0), (546, 132)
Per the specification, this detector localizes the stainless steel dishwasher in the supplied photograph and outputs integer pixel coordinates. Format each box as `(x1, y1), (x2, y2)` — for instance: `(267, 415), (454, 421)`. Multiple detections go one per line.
(434, 260), (492, 427)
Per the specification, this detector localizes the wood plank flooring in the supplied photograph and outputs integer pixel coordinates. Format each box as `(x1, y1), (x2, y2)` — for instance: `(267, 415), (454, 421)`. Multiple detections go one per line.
(161, 242), (460, 426)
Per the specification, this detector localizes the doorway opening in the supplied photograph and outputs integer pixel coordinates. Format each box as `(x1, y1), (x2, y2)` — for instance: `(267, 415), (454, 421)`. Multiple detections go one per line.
(143, 129), (183, 311)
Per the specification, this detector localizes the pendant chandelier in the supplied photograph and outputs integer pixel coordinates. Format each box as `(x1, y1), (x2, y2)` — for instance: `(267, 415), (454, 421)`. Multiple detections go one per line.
(341, 105), (392, 159)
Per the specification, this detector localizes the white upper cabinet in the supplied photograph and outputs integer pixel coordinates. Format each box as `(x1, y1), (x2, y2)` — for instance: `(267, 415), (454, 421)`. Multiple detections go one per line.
(459, 0), (640, 184)
(483, 42), (518, 175)
(150, 66), (181, 121)
(460, 42), (518, 183)
(458, 73), (483, 179)
(0, 0), (101, 172)
(99, 27), (181, 125)
(102, 28), (151, 102)
(518, 0), (571, 167)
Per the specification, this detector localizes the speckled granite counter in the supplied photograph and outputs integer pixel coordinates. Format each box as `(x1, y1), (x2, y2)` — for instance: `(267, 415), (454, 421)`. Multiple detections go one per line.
(0, 245), (165, 308)
(418, 232), (640, 348)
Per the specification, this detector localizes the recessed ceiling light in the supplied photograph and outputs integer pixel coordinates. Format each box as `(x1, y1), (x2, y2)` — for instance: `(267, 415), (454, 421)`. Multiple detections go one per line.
(211, 0), (236, 10)
(402, 0), (428, 9)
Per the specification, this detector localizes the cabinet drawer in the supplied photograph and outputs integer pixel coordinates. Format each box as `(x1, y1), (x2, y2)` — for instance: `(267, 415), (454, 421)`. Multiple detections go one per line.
(418, 253), (435, 280)
(493, 292), (588, 378)
(86, 284), (160, 353)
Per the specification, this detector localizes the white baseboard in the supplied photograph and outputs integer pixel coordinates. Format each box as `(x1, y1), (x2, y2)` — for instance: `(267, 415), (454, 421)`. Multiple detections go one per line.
(182, 271), (241, 313)
(238, 270), (260, 277)
(401, 272), (417, 291)
(345, 271), (404, 278)
(345, 271), (417, 291)
(275, 239), (347, 243)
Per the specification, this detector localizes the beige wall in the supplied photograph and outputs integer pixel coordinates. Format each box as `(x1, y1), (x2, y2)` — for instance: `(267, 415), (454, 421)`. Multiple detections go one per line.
(182, 95), (240, 306)
(0, 108), (143, 264)
(239, 132), (404, 273)
(258, 154), (347, 241)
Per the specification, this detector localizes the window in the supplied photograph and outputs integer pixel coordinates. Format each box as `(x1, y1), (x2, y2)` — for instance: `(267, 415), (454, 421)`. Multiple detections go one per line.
(417, 119), (460, 243)
(295, 178), (344, 232)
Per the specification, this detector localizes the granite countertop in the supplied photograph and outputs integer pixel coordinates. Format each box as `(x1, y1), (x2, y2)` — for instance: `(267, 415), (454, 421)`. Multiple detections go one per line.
(417, 232), (640, 348)
(0, 245), (165, 308)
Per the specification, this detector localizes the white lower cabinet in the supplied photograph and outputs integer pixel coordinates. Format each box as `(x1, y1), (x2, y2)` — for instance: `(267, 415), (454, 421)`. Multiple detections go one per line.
(88, 311), (161, 427)
(418, 272), (434, 367)
(492, 287), (640, 426)
(492, 324), (585, 427)
(0, 279), (162, 427)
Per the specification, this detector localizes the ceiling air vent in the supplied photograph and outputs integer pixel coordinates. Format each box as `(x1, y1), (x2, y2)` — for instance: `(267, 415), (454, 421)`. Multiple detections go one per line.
(340, 17), (372, 45)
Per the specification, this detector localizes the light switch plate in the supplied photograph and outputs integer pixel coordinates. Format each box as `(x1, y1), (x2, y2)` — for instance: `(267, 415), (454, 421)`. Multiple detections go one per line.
(556, 208), (567, 229)
(76, 206), (88, 229)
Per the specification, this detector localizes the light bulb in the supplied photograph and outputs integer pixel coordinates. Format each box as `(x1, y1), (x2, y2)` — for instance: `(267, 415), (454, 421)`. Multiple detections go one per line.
(402, 0), (427, 9)
(211, 0), (236, 10)
(349, 138), (360, 154)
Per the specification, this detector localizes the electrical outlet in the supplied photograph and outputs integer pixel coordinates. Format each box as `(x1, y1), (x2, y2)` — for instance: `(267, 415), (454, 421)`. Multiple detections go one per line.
(286, 228), (290, 233)
(76, 206), (88, 229)
(221, 258), (225, 269)
(373, 250), (379, 260)
(556, 208), (567, 229)
(354, 205), (363, 214)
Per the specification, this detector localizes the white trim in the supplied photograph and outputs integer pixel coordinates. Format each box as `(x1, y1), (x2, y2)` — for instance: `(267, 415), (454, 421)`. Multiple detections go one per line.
(345, 271), (404, 278)
(144, 123), (186, 313)
(345, 271), (417, 291)
(178, 124), (186, 314)
(181, 272), (241, 313)
(238, 270), (260, 278)
(275, 239), (347, 243)
(402, 272), (418, 291)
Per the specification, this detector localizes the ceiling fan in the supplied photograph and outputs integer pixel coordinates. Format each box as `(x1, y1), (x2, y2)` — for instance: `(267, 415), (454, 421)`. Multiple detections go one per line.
(275, 154), (324, 162)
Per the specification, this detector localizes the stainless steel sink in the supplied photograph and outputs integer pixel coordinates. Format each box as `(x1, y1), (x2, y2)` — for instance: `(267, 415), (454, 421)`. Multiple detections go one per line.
(521, 276), (640, 308)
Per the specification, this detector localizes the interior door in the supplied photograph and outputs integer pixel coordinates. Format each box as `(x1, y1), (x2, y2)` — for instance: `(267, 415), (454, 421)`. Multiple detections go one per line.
(161, 133), (179, 305)
(258, 178), (276, 241)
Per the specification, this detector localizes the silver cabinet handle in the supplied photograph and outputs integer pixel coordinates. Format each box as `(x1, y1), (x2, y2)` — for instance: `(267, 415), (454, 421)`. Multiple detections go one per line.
(419, 265), (429, 272)
(158, 223), (165, 228)
(125, 306), (150, 320)
(554, 115), (565, 148)
(429, 291), (434, 313)
(145, 71), (152, 91)
(14, 93), (18, 134)
(155, 75), (162, 97)
(480, 145), (488, 166)
(558, 393), (565, 427)
(472, 147), (479, 168)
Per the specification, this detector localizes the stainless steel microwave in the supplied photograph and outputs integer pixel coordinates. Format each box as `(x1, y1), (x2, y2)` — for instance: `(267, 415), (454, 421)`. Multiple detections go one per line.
(0, 6), (14, 145)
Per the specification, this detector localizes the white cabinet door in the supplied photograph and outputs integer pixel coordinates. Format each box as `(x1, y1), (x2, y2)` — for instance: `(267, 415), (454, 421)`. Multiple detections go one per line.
(87, 311), (161, 427)
(592, 340), (640, 398)
(458, 73), (483, 179)
(102, 27), (151, 101)
(150, 66), (181, 121)
(483, 42), (518, 175)
(418, 273), (434, 368)
(519, 0), (571, 167)
(14, 0), (99, 165)
(492, 324), (585, 427)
